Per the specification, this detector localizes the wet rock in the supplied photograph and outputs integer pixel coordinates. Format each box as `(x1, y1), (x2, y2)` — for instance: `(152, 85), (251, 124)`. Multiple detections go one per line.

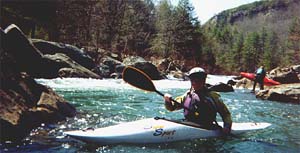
(0, 70), (76, 142)
(97, 56), (124, 78)
(156, 58), (179, 72)
(234, 78), (254, 89)
(3, 24), (44, 76)
(123, 56), (165, 80)
(43, 53), (101, 79)
(208, 82), (234, 92)
(269, 65), (300, 84)
(0, 24), (76, 142)
(169, 70), (186, 80)
(256, 83), (300, 103)
(31, 39), (96, 70)
(3, 24), (100, 79)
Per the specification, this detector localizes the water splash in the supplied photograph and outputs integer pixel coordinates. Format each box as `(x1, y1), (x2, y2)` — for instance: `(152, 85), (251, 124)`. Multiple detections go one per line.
(36, 75), (234, 90)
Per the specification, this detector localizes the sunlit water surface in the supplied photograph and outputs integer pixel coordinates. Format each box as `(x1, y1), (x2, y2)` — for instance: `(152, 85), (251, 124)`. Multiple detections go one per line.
(1, 77), (299, 153)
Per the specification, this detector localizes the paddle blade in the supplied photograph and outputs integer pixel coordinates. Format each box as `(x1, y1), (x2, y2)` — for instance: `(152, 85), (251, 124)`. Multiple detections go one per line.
(122, 66), (157, 92)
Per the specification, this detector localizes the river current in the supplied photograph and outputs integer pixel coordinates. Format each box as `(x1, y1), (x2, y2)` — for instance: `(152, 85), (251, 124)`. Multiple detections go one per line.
(1, 76), (300, 152)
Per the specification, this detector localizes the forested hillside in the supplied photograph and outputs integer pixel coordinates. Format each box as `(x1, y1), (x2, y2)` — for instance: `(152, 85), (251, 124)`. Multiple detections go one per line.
(1, 0), (299, 74)
(203, 0), (300, 73)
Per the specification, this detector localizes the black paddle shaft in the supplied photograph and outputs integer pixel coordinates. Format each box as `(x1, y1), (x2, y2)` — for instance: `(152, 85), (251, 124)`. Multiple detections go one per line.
(155, 90), (191, 111)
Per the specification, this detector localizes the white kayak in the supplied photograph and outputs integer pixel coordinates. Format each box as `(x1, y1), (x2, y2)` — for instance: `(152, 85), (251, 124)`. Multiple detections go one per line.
(64, 117), (271, 145)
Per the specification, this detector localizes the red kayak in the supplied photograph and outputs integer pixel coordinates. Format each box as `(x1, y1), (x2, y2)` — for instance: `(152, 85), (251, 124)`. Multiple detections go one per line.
(240, 72), (280, 86)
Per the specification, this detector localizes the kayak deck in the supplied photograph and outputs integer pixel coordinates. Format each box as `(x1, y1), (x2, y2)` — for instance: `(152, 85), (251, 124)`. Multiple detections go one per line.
(64, 118), (271, 145)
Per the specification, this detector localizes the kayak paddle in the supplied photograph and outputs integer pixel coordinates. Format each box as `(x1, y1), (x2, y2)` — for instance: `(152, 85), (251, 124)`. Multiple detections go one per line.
(122, 66), (192, 111)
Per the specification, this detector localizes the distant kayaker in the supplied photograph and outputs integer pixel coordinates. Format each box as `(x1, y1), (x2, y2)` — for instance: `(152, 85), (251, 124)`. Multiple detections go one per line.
(164, 67), (232, 135)
(252, 66), (266, 92)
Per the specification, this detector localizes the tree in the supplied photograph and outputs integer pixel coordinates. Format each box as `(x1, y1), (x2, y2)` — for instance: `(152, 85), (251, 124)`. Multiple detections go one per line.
(88, 0), (127, 50)
(229, 32), (244, 71)
(57, 0), (95, 46)
(119, 0), (155, 56)
(286, 17), (300, 64)
(261, 30), (279, 70)
(173, 0), (202, 61)
(242, 32), (260, 72)
(151, 0), (174, 57)
(1, 0), (59, 40)
(258, 27), (268, 65)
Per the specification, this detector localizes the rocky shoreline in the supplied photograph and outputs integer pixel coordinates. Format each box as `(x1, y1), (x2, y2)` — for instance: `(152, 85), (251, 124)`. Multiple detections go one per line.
(1, 24), (299, 142)
(234, 65), (300, 103)
(1, 25), (77, 142)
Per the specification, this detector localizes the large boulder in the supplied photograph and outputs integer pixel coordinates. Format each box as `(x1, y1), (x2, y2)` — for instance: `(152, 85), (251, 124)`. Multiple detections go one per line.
(234, 78), (254, 89)
(3, 24), (100, 79)
(31, 39), (96, 70)
(123, 56), (165, 80)
(3, 24), (44, 76)
(208, 82), (234, 92)
(0, 74), (76, 142)
(0, 25), (76, 142)
(256, 83), (300, 103)
(43, 53), (101, 79)
(269, 65), (300, 84)
(96, 56), (124, 78)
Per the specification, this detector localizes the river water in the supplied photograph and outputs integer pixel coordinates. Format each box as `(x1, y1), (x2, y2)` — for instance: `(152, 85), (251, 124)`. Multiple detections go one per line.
(1, 77), (300, 153)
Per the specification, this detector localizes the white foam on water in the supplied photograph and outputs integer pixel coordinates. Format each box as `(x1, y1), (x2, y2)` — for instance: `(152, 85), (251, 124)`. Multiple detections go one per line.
(35, 75), (235, 90)
(36, 78), (130, 90)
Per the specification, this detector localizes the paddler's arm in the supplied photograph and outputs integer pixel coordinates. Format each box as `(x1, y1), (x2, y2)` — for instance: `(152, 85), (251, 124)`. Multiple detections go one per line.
(210, 92), (232, 134)
(216, 99), (232, 134)
(164, 94), (184, 111)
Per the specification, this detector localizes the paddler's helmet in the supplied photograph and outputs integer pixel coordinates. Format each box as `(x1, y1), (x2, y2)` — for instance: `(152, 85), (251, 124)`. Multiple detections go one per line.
(187, 67), (207, 80)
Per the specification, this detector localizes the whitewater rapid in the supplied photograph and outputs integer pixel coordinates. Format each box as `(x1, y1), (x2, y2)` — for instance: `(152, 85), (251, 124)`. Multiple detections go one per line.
(35, 75), (235, 90)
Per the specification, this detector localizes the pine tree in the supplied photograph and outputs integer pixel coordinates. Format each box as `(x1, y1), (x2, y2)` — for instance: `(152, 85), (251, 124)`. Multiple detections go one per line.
(262, 30), (279, 70)
(151, 0), (174, 57)
(120, 0), (155, 56)
(229, 32), (244, 71)
(286, 17), (300, 64)
(173, 0), (202, 61)
(258, 27), (268, 65)
(242, 32), (260, 72)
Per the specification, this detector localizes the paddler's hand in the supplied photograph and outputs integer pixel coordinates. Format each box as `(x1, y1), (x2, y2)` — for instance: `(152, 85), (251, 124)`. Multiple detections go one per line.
(222, 124), (231, 136)
(222, 123), (231, 135)
(164, 93), (172, 103)
(222, 127), (231, 135)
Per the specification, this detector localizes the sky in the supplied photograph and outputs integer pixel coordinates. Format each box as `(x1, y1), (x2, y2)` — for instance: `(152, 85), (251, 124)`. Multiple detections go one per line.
(190, 0), (260, 24)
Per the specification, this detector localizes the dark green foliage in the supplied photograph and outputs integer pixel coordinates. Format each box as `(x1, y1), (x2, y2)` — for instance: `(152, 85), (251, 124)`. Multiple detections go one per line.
(151, 0), (203, 61)
(172, 0), (202, 60)
(286, 17), (300, 65)
(151, 0), (174, 57)
(1, 0), (298, 74)
(229, 32), (244, 71)
(203, 0), (299, 73)
(1, 0), (58, 39)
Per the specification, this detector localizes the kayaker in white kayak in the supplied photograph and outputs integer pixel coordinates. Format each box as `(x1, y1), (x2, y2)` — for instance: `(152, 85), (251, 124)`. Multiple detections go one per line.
(164, 67), (232, 135)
